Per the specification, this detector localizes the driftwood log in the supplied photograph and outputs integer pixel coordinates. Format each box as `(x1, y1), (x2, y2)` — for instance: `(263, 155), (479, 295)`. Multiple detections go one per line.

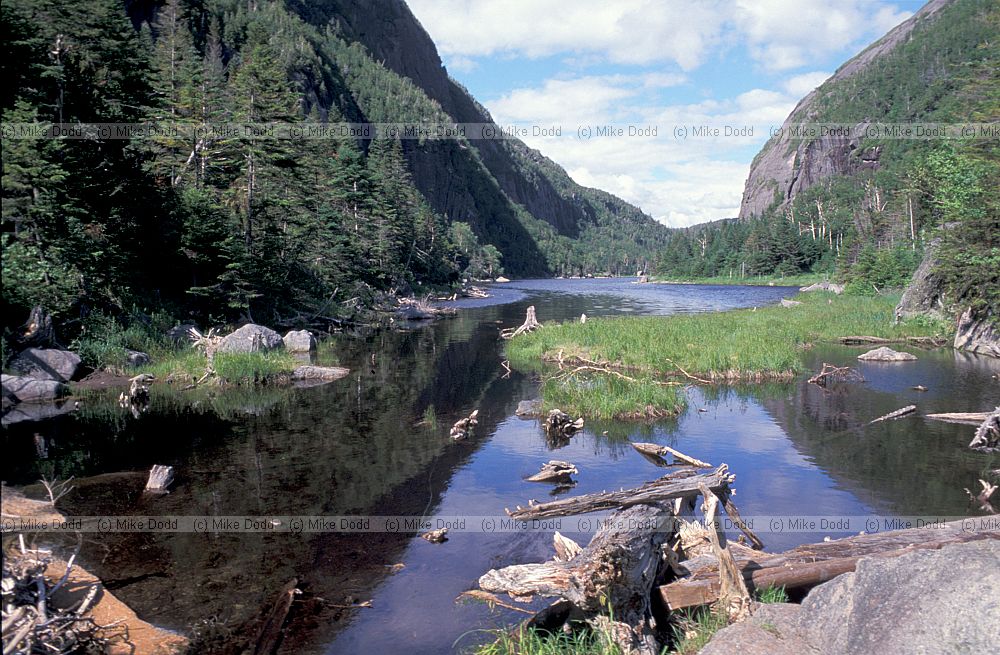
(658, 518), (1000, 610)
(868, 404), (917, 424)
(450, 410), (479, 441)
(252, 578), (300, 655)
(807, 362), (862, 387)
(968, 407), (1000, 451)
(501, 306), (541, 339)
(545, 409), (584, 437)
(697, 483), (750, 620)
(925, 411), (991, 425)
(526, 461), (578, 483)
(630, 442), (712, 468)
(144, 465), (174, 493)
(507, 466), (734, 520)
(480, 503), (676, 655)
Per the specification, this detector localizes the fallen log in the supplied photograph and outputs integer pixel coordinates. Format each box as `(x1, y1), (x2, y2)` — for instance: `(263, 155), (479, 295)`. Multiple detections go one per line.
(526, 461), (578, 483)
(507, 466), (733, 520)
(969, 407), (1000, 451)
(807, 363), (862, 387)
(698, 483), (750, 621)
(925, 411), (992, 425)
(839, 335), (947, 346)
(252, 578), (299, 655)
(630, 442), (712, 468)
(481, 503), (675, 655)
(868, 405), (917, 424)
(658, 518), (1000, 610)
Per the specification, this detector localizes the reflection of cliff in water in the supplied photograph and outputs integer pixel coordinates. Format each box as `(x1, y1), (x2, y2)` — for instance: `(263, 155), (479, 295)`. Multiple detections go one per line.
(759, 345), (1000, 517)
(5, 305), (535, 651)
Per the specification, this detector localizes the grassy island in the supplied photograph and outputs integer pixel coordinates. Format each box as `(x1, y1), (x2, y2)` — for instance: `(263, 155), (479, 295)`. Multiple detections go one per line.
(505, 293), (948, 419)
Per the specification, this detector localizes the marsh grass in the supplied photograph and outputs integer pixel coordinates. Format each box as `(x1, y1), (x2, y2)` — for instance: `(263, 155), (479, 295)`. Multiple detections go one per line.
(471, 626), (622, 655)
(668, 586), (790, 654)
(651, 273), (825, 287)
(509, 293), (946, 382)
(507, 293), (947, 420)
(140, 349), (299, 385)
(540, 375), (685, 421)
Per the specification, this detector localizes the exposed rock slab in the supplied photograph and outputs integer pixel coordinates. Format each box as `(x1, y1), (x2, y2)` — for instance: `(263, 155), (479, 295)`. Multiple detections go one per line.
(2, 374), (69, 406)
(857, 346), (917, 361)
(954, 307), (1000, 358)
(701, 540), (1000, 655)
(11, 348), (82, 382)
(895, 234), (947, 321)
(799, 281), (844, 294)
(216, 323), (283, 353)
(283, 329), (317, 352)
(515, 399), (543, 418)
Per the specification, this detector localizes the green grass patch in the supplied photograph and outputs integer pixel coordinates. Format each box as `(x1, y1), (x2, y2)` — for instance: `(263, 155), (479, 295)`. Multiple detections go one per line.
(668, 586), (790, 654)
(651, 272), (825, 287)
(540, 375), (685, 420)
(139, 348), (299, 385)
(507, 293), (948, 419)
(471, 626), (622, 655)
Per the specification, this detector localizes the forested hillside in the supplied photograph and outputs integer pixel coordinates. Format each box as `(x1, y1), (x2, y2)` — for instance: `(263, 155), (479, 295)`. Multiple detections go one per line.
(657, 0), (998, 316)
(1, 0), (669, 352)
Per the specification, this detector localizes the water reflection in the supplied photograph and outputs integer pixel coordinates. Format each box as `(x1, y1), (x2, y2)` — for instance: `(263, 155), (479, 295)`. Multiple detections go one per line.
(2, 279), (997, 655)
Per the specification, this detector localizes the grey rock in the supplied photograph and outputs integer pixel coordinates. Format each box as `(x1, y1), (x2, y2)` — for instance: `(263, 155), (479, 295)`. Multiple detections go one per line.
(702, 540), (1000, 655)
(166, 323), (199, 344)
(739, 0), (952, 219)
(857, 346), (917, 361)
(954, 307), (1000, 358)
(126, 350), (151, 367)
(396, 305), (435, 321)
(2, 374), (69, 406)
(216, 324), (283, 354)
(895, 235), (948, 322)
(780, 298), (802, 307)
(515, 399), (543, 418)
(283, 330), (317, 353)
(291, 366), (350, 381)
(11, 348), (82, 382)
(2, 401), (77, 426)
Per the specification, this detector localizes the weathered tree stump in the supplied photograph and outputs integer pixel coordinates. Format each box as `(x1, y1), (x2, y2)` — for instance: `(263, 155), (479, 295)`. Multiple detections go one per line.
(545, 409), (584, 437)
(144, 465), (174, 493)
(526, 461), (578, 483)
(501, 306), (541, 339)
(450, 410), (479, 440)
(969, 407), (1000, 451)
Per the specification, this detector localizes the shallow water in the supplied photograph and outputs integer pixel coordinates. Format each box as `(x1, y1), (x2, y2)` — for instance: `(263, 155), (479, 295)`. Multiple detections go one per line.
(3, 278), (997, 654)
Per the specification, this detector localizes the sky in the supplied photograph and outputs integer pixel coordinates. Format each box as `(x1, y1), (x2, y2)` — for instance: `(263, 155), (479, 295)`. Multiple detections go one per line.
(407, 0), (926, 227)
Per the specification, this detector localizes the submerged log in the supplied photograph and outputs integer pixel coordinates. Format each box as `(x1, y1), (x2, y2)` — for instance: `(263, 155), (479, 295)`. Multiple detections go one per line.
(252, 578), (299, 655)
(526, 461), (578, 483)
(658, 518), (1000, 610)
(507, 466), (733, 520)
(144, 464), (174, 493)
(630, 442), (712, 468)
(868, 404), (917, 424)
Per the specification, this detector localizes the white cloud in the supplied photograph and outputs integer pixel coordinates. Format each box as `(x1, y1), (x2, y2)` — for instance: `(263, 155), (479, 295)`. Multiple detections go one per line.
(409, 0), (913, 72)
(782, 71), (832, 98)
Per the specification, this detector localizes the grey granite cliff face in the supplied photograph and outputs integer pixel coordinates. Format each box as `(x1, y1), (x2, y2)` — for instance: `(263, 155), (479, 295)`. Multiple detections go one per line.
(738, 0), (954, 219)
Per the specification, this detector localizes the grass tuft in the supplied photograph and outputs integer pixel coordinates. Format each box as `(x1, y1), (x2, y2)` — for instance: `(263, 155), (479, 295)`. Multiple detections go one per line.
(471, 626), (622, 655)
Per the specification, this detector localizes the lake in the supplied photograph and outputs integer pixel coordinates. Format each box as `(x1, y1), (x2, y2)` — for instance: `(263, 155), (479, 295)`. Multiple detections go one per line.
(3, 278), (998, 654)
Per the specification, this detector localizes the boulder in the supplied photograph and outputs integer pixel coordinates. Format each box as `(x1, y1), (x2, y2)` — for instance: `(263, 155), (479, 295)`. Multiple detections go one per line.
(954, 308), (1000, 358)
(895, 234), (947, 322)
(2, 374), (69, 406)
(780, 299), (802, 307)
(515, 399), (543, 418)
(701, 540), (1000, 655)
(166, 323), (199, 344)
(494, 276), (511, 283)
(857, 347), (917, 361)
(216, 324), (283, 354)
(291, 366), (350, 381)
(11, 348), (82, 382)
(283, 330), (317, 353)
(126, 350), (151, 367)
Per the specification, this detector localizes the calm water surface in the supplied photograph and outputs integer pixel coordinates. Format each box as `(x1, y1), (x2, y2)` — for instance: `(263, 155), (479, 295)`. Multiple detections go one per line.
(3, 278), (997, 654)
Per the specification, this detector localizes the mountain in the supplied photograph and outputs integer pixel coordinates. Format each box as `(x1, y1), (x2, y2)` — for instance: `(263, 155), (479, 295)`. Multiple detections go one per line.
(1, 0), (669, 350)
(656, 0), (997, 316)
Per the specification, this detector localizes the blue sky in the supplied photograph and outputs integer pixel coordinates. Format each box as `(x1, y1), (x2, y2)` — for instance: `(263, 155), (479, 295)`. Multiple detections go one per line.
(407, 0), (925, 227)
